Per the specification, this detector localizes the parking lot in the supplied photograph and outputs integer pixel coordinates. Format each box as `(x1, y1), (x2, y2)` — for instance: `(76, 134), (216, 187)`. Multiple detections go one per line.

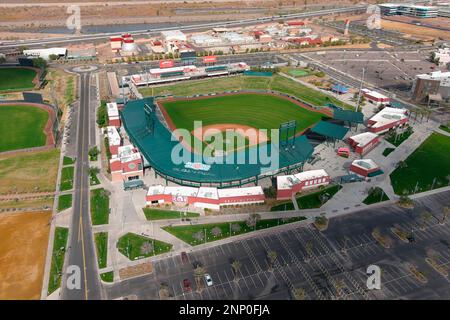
(105, 190), (450, 300)
(302, 50), (437, 95)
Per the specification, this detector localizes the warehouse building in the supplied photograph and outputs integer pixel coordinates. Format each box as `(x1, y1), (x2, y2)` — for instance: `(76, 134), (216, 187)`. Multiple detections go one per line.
(23, 47), (67, 60)
(366, 107), (408, 133)
(347, 132), (380, 156)
(161, 30), (187, 42)
(380, 4), (438, 18)
(276, 169), (331, 200)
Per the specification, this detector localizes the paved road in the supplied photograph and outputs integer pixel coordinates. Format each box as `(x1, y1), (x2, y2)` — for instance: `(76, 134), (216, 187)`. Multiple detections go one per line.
(60, 71), (102, 300)
(0, 5), (366, 50)
(104, 190), (450, 300)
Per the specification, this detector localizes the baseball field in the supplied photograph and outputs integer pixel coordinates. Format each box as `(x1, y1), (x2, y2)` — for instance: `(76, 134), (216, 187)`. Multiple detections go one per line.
(159, 93), (327, 151)
(0, 105), (49, 152)
(0, 67), (37, 92)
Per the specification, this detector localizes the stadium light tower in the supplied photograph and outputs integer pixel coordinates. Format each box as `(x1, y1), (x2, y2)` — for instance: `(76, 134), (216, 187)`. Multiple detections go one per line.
(355, 67), (365, 112)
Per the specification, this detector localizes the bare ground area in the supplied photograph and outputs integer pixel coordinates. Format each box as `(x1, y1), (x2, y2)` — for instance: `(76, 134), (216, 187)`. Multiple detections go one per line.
(381, 19), (450, 41)
(0, 210), (51, 300)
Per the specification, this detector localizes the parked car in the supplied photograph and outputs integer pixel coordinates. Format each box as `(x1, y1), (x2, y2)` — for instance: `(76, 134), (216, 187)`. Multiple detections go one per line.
(204, 274), (213, 287)
(182, 278), (191, 292)
(181, 251), (188, 264)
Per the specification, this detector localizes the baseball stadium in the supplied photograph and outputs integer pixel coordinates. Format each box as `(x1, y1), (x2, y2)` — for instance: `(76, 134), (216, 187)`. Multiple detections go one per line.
(121, 91), (335, 187)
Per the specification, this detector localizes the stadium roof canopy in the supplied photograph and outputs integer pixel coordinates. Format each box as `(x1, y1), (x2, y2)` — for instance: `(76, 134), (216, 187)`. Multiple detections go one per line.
(333, 109), (364, 124)
(311, 121), (349, 140)
(121, 98), (315, 186)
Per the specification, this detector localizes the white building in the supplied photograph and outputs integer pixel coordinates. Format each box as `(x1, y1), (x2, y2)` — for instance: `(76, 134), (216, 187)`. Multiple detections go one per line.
(190, 34), (223, 46)
(23, 48), (67, 60)
(433, 48), (450, 67)
(161, 30), (187, 42)
(220, 32), (254, 44)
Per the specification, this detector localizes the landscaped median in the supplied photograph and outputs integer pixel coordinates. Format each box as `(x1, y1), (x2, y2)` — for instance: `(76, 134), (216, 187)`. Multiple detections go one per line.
(117, 232), (173, 260)
(363, 187), (390, 205)
(60, 166), (74, 191)
(163, 216), (306, 246)
(270, 185), (342, 211)
(90, 188), (110, 225)
(57, 194), (72, 212)
(143, 207), (200, 220)
(94, 232), (108, 269)
(47, 227), (69, 295)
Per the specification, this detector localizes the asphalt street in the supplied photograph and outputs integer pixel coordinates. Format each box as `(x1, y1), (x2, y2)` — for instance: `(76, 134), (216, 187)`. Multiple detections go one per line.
(60, 72), (101, 300)
(104, 190), (450, 300)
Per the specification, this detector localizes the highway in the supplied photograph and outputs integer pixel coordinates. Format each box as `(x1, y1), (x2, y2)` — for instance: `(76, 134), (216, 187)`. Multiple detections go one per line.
(0, 5), (366, 50)
(60, 71), (102, 300)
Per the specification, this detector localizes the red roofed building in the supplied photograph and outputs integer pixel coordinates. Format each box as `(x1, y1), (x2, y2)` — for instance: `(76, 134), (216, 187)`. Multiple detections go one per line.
(347, 132), (380, 155)
(367, 107), (408, 133)
(276, 169), (331, 200)
(349, 159), (381, 177)
(287, 21), (305, 26)
(110, 145), (144, 182)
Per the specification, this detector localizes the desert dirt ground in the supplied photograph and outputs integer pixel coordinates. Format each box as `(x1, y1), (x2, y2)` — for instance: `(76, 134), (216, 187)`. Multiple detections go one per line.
(0, 210), (52, 300)
(381, 19), (450, 41)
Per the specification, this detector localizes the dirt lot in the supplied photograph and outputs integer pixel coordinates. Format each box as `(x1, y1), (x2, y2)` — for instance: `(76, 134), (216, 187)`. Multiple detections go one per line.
(381, 19), (450, 41)
(0, 210), (51, 299)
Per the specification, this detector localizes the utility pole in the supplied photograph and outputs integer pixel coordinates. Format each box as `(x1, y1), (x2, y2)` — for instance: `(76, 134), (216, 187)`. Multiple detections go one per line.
(355, 67), (365, 112)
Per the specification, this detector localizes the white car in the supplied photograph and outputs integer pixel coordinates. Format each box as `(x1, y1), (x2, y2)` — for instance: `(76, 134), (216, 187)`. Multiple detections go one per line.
(204, 274), (213, 287)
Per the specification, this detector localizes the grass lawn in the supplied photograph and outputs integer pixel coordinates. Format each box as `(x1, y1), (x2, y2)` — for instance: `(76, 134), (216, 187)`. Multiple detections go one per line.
(63, 156), (75, 166)
(163, 216), (305, 246)
(0, 148), (59, 194)
(117, 232), (173, 260)
(385, 127), (414, 147)
(57, 194), (72, 212)
(288, 69), (312, 77)
(142, 74), (353, 109)
(0, 105), (48, 152)
(0, 67), (36, 92)
(439, 125), (450, 134)
(48, 227), (68, 295)
(59, 166), (74, 191)
(160, 93), (325, 139)
(271, 185), (342, 211)
(143, 207), (200, 220)
(363, 187), (390, 205)
(94, 232), (108, 269)
(382, 147), (395, 157)
(90, 188), (110, 225)
(100, 272), (114, 283)
(390, 133), (450, 195)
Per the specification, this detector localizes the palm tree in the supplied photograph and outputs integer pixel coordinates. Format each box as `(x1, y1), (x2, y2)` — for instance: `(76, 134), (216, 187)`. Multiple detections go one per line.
(267, 250), (277, 272)
(420, 211), (433, 229)
(231, 260), (241, 282)
(442, 206), (450, 224)
(292, 287), (306, 300)
(245, 213), (261, 230)
(211, 227), (222, 237)
(194, 265), (206, 293)
(140, 241), (153, 255)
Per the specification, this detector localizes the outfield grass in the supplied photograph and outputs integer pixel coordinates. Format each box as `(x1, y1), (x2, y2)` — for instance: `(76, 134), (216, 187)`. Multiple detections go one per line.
(117, 232), (173, 260)
(271, 185), (342, 211)
(161, 93), (325, 139)
(59, 166), (74, 191)
(390, 133), (450, 195)
(0, 105), (48, 152)
(363, 187), (390, 205)
(143, 208), (200, 220)
(163, 217), (306, 246)
(48, 227), (68, 295)
(90, 188), (110, 225)
(142, 74), (353, 109)
(100, 272), (114, 283)
(57, 194), (72, 212)
(0, 67), (36, 92)
(94, 232), (108, 269)
(0, 148), (59, 194)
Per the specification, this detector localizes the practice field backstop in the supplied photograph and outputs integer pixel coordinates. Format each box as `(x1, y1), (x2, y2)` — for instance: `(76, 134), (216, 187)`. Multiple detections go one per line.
(121, 97), (315, 187)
